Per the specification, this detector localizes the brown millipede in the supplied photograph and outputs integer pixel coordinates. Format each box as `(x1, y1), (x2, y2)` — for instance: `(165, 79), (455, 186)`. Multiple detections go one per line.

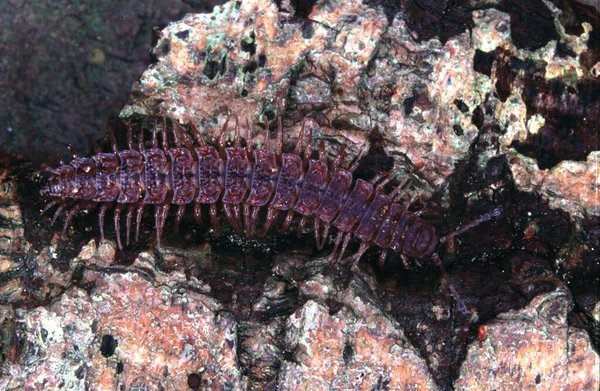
(41, 116), (501, 312)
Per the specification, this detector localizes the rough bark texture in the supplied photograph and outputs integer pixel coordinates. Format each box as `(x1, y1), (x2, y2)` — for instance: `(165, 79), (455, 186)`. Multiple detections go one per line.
(1, 0), (599, 390)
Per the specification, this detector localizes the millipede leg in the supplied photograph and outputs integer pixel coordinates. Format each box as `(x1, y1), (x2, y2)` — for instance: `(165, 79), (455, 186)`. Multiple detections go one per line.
(250, 206), (260, 236)
(337, 233), (352, 262)
(293, 120), (305, 154)
(245, 117), (253, 156)
(234, 116), (241, 147)
(276, 117), (283, 160)
(432, 253), (467, 314)
(173, 121), (194, 149)
(152, 119), (159, 148)
(390, 177), (411, 200)
(114, 204), (124, 250)
(319, 223), (331, 251)
(126, 122), (134, 149)
(63, 206), (77, 233)
(378, 249), (388, 267)
(109, 128), (118, 153)
(344, 242), (369, 271)
(313, 219), (330, 250)
(191, 123), (207, 146)
(138, 129), (145, 151)
(174, 204), (185, 233)
(125, 204), (135, 246)
(224, 203), (242, 232)
(279, 209), (295, 233)
(209, 203), (220, 231)
(161, 117), (169, 150)
(62, 202), (89, 234)
(314, 219), (321, 249)
(223, 204), (233, 230)
(369, 172), (387, 187)
(296, 216), (308, 238)
(348, 141), (368, 173)
(262, 207), (279, 236)
(328, 231), (344, 261)
(233, 204), (242, 232)
(194, 202), (203, 225)
(154, 205), (161, 246)
(172, 121), (182, 148)
(243, 204), (251, 235)
(374, 176), (392, 191)
(51, 203), (67, 226)
(332, 145), (346, 170)
(400, 254), (411, 269)
(41, 200), (60, 216)
(98, 203), (109, 243)
(318, 139), (325, 161)
(263, 117), (270, 150)
(303, 125), (313, 168)
(179, 124), (194, 149)
(243, 204), (262, 237)
(157, 203), (170, 247)
(43, 166), (59, 175)
(219, 117), (230, 159)
(134, 204), (144, 242)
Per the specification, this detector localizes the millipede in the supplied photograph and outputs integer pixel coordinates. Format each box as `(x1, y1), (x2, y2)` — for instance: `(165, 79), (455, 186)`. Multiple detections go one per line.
(41, 115), (501, 311)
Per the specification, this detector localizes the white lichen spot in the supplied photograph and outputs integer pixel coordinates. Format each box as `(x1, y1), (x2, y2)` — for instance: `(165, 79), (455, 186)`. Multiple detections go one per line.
(526, 114), (546, 135)
(472, 9), (511, 52)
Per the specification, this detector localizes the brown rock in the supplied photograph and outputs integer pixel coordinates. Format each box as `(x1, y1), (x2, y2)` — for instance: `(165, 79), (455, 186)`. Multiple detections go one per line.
(280, 300), (439, 391)
(455, 285), (599, 391)
(0, 256), (244, 391)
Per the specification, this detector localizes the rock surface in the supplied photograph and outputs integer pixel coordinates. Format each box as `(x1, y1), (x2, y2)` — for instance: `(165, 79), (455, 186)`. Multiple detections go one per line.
(1, 0), (599, 390)
(455, 286), (598, 391)
(1, 258), (243, 391)
(123, 0), (599, 217)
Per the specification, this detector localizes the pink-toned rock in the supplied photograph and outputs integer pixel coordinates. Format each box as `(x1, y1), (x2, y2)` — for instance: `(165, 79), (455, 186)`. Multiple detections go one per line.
(455, 285), (599, 391)
(0, 259), (244, 391)
(122, 0), (598, 217)
(1, 1), (598, 390)
(508, 151), (600, 218)
(279, 300), (438, 391)
(274, 262), (440, 391)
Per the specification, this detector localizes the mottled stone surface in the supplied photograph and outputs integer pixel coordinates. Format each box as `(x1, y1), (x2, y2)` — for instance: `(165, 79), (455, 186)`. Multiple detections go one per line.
(0, 252), (243, 391)
(279, 269), (439, 391)
(123, 0), (599, 218)
(1, 0), (599, 390)
(508, 151), (600, 218)
(455, 285), (599, 391)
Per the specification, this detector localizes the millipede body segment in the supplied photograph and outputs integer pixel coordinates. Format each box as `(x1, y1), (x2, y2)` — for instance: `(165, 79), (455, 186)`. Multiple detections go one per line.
(41, 117), (500, 273)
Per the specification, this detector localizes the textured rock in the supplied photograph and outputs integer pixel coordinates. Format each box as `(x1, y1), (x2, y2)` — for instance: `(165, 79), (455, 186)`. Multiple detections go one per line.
(455, 285), (599, 391)
(279, 299), (438, 391)
(1, 1), (599, 391)
(507, 151), (600, 218)
(122, 0), (599, 219)
(0, 255), (244, 391)
(121, 0), (479, 194)
(243, 256), (440, 391)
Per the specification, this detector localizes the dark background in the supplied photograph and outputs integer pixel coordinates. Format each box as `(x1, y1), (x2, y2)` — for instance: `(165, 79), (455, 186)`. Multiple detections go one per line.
(0, 0), (225, 165)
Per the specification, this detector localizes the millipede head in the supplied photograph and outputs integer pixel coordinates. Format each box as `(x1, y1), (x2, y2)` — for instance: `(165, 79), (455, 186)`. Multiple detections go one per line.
(40, 175), (62, 198)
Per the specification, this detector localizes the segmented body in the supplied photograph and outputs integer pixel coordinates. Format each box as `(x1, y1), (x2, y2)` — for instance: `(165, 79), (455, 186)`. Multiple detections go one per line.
(41, 117), (497, 268)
